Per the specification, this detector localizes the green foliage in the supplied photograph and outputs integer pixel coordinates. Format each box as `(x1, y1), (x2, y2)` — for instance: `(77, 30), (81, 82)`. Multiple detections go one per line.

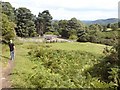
(58, 20), (68, 38)
(118, 22), (120, 28)
(107, 23), (111, 28)
(52, 20), (59, 32)
(103, 43), (120, 88)
(68, 29), (78, 40)
(108, 68), (119, 85)
(58, 18), (86, 38)
(89, 24), (99, 31)
(69, 35), (78, 40)
(53, 31), (59, 35)
(1, 1), (15, 22)
(77, 30), (119, 46)
(8, 42), (113, 88)
(25, 45), (115, 88)
(68, 29), (77, 36)
(67, 18), (85, 32)
(15, 7), (36, 37)
(60, 29), (69, 38)
(102, 25), (107, 31)
(45, 32), (53, 35)
(0, 1), (16, 42)
(111, 23), (118, 31)
(1, 13), (16, 41)
(35, 10), (53, 36)
(44, 31), (59, 35)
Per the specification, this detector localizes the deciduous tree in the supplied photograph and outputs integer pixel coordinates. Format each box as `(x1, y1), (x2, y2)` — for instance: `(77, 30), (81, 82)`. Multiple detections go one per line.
(15, 7), (36, 37)
(1, 13), (16, 41)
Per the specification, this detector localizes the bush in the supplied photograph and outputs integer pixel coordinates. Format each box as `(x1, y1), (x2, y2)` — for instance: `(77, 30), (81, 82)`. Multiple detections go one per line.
(77, 34), (90, 42)
(103, 44), (120, 89)
(45, 32), (53, 35)
(27, 47), (115, 88)
(77, 30), (119, 46)
(89, 36), (98, 43)
(53, 31), (59, 35)
(100, 39), (114, 46)
(69, 35), (78, 40)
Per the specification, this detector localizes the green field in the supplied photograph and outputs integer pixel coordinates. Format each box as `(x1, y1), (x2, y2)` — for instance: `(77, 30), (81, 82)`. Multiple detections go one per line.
(1, 41), (114, 88)
(46, 42), (110, 55)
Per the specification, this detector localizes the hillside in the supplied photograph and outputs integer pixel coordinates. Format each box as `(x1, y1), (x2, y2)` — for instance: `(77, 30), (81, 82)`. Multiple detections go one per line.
(82, 18), (118, 25)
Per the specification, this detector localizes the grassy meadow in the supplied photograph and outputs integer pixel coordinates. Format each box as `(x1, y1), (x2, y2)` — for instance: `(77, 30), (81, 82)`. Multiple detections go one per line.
(46, 42), (110, 55)
(1, 40), (115, 88)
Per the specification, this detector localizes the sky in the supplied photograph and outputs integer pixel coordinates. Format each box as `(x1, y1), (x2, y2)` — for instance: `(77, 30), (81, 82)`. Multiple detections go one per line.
(2, 0), (119, 20)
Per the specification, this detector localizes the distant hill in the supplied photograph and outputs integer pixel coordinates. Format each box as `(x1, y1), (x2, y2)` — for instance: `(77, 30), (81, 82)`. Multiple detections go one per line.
(82, 18), (118, 25)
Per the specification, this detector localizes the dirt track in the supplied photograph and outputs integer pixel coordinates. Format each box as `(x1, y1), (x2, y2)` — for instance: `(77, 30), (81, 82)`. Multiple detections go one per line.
(0, 60), (14, 89)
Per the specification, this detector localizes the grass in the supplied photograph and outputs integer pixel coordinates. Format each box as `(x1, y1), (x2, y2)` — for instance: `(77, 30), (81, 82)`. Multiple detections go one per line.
(0, 44), (10, 67)
(46, 42), (111, 55)
(1, 41), (112, 88)
(10, 43), (36, 87)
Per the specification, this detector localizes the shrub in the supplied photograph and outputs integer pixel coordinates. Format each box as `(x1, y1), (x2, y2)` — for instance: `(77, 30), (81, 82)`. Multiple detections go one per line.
(69, 35), (78, 40)
(53, 31), (59, 35)
(27, 47), (115, 88)
(77, 30), (119, 46)
(100, 39), (114, 46)
(89, 36), (98, 43)
(103, 43), (120, 89)
(77, 34), (89, 42)
(45, 32), (53, 35)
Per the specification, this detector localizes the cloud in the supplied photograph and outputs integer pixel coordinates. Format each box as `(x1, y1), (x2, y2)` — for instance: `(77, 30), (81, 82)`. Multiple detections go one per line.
(2, 0), (119, 20)
(50, 9), (117, 20)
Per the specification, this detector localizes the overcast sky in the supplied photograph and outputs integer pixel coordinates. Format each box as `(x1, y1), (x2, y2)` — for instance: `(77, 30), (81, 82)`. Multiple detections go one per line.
(2, 0), (119, 20)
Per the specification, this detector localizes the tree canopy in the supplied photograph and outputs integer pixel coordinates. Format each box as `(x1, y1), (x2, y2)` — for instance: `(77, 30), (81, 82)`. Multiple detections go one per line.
(1, 13), (16, 40)
(15, 7), (36, 37)
(35, 10), (53, 36)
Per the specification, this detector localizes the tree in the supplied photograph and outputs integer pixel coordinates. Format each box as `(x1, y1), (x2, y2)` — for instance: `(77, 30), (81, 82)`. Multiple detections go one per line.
(97, 24), (103, 31)
(58, 20), (69, 38)
(68, 18), (86, 39)
(35, 10), (53, 36)
(107, 23), (111, 28)
(111, 23), (118, 31)
(68, 29), (78, 40)
(67, 18), (79, 30)
(58, 18), (86, 38)
(68, 29), (77, 36)
(42, 10), (53, 33)
(15, 7), (36, 37)
(102, 25), (107, 32)
(52, 20), (59, 35)
(67, 18), (86, 32)
(1, 13), (16, 41)
(118, 22), (120, 28)
(89, 24), (103, 31)
(35, 12), (44, 36)
(1, 1), (15, 22)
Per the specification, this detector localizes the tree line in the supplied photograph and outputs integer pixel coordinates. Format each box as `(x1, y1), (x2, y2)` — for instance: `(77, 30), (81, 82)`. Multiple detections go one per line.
(0, 1), (119, 45)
